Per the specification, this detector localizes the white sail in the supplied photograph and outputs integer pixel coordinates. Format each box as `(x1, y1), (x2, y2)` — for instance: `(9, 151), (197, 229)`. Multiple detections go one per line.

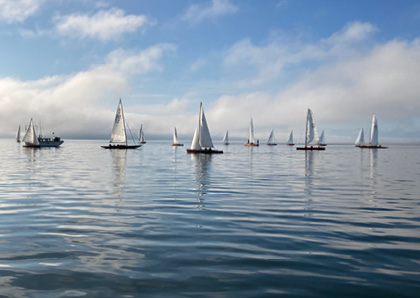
(306, 108), (319, 146)
(267, 129), (275, 144)
(190, 126), (201, 150)
(319, 130), (325, 144)
(199, 103), (214, 148)
(249, 118), (255, 144)
(369, 114), (378, 146)
(22, 118), (39, 146)
(110, 99), (126, 144)
(173, 127), (179, 144)
(222, 130), (229, 144)
(287, 130), (294, 145)
(355, 128), (364, 146)
(16, 125), (21, 142)
(139, 124), (146, 143)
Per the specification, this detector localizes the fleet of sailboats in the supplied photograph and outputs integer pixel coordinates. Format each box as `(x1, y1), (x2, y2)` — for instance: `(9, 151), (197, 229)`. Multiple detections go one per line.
(13, 101), (390, 151)
(187, 102), (223, 154)
(101, 99), (141, 149)
(355, 114), (388, 149)
(296, 108), (325, 151)
(172, 127), (184, 146)
(266, 129), (277, 146)
(244, 118), (259, 146)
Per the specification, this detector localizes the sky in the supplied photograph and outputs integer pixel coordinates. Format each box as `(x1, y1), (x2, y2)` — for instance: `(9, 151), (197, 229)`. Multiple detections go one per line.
(1, 0), (420, 143)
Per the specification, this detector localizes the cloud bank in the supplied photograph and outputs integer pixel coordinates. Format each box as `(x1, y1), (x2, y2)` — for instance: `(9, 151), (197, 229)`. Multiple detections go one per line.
(182, 0), (238, 24)
(0, 0), (44, 23)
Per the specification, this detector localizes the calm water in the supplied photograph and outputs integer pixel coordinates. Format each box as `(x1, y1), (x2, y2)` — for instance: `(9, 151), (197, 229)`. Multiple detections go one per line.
(0, 139), (419, 297)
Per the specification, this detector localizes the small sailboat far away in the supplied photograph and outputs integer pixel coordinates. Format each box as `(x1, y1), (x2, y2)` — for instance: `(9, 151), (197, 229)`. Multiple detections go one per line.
(101, 99), (141, 149)
(357, 114), (388, 149)
(22, 119), (39, 148)
(187, 102), (223, 154)
(354, 128), (364, 147)
(286, 130), (294, 146)
(244, 117), (259, 146)
(266, 129), (277, 146)
(319, 130), (327, 146)
(171, 127), (184, 146)
(16, 125), (21, 142)
(222, 130), (229, 145)
(296, 108), (325, 151)
(139, 124), (146, 144)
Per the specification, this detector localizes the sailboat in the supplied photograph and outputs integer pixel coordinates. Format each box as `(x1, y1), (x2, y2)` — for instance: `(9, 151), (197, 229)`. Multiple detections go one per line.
(354, 128), (364, 147)
(244, 117), (259, 146)
(16, 125), (21, 142)
(286, 130), (294, 146)
(22, 119), (64, 148)
(296, 108), (325, 151)
(139, 124), (146, 144)
(319, 130), (327, 146)
(266, 129), (277, 146)
(357, 114), (388, 149)
(187, 102), (223, 154)
(22, 119), (40, 148)
(222, 130), (229, 145)
(171, 127), (184, 146)
(101, 99), (141, 149)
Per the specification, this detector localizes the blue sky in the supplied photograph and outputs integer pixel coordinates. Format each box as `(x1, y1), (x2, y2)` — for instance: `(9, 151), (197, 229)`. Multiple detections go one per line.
(1, 0), (420, 143)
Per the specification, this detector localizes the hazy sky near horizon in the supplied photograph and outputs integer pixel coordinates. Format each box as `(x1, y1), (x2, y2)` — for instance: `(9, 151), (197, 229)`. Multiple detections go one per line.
(1, 0), (420, 143)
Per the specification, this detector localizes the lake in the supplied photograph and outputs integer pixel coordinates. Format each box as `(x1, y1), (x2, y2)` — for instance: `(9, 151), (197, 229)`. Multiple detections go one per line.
(0, 139), (419, 297)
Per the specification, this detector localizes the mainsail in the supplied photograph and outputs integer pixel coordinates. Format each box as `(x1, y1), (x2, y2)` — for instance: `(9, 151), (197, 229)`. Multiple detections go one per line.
(287, 130), (294, 145)
(22, 118), (39, 146)
(305, 108), (319, 146)
(355, 128), (364, 146)
(267, 129), (275, 144)
(16, 125), (21, 142)
(173, 127), (179, 144)
(199, 103), (214, 148)
(110, 99), (126, 144)
(369, 114), (378, 146)
(249, 118), (255, 144)
(222, 130), (229, 144)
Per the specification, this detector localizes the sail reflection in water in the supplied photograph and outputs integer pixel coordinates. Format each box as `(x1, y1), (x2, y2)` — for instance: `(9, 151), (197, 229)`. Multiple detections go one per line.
(191, 153), (212, 208)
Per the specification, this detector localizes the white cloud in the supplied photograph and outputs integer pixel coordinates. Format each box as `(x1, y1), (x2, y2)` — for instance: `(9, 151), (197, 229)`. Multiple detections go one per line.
(224, 21), (377, 88)
(182, 0), (238, 24)
(0, 0), (44, 23)
(211, 36), (420, 142)
(0, 44), (175, 138)
(54, 8), (149, 41)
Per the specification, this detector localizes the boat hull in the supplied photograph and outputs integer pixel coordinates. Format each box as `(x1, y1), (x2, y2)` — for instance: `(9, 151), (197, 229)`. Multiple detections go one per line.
(356, 145), (388, 149)
(296, 146), (325, 151)
(267, 143), (277, 146)
(171, 144), (184, 146)
(244, 143), (259, 147)
(186, 149), (223, 154)
(101, 145), (141, 149)
(286, 144), (295, 146)
(39, 141), (64, 147)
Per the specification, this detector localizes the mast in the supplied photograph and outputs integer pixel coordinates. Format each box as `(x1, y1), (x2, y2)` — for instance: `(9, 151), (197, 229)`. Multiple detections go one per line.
(304, 109), (309, 147)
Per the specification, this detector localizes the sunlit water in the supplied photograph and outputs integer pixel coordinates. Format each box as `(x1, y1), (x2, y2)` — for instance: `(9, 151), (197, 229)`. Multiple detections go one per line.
(0, 139), (419, 297)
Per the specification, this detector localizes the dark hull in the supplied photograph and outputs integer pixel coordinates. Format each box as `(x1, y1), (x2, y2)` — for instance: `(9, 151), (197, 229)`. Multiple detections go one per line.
(39, 141), (64, 147)
(101, 145), (141, 149)
(286, 144), (295, 146)
(296, 146), (325, 151)
(267, 143), (277, 146)
(356, 145), (388, 149)
(171, 144), (184, 146)
(186, 149), (223, 154)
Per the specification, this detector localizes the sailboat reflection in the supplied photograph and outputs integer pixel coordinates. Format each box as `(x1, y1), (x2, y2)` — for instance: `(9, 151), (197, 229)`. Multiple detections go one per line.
(191, 153), (212, 209)
(110, 149), (127, 201)
(304, 151), (316, 215)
